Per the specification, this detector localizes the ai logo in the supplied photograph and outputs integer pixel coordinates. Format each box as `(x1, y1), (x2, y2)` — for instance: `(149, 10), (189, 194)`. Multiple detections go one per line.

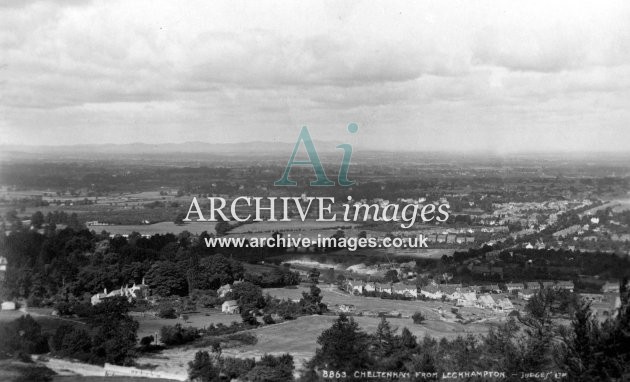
(274, 124), (358, 187)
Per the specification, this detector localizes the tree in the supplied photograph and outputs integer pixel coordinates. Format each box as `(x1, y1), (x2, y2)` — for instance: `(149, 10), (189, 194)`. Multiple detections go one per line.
(373, 317), (398, 359)
(299, 284), (327, 314)
(232, 281), (264, 314)
(188, 351), (220, 382)
(30, 211), (44, 229)
(412, 312), (426, 325)
(308, 268), (320, 284)
(384, 270), (399, 283)
(0, 315), (49, 357)
(307, 314), (372, 372)
(145, 261), (188, 296)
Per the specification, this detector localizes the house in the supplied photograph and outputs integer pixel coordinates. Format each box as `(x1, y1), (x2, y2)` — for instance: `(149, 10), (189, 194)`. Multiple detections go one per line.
(345, 280), (364, 295)
(482, 284), (501, 293)
(217, 284), (233, 298)
(555, 281), (574, 292)
(441, 284), (462, 301)
(476, 294), (496, 309)
(0, 256), (7, 272)
(495, 298), (515, 313)
(364, 282), (376, 293)
(601, 281), (619, 294)
(580, 293), (604, 303)
(525, 282), (541, 291)
(506, 283), (525, 293)
(221, 300), (240, 314)
(518, 289), (536, 301)
(456, 289), (477, 307)
(420, 285), (443, 300)
(374, 283), (392, 294)
(540, 281), (555, 290)
(91, 279), (149, 305)
(391, 283), (418, 298)
(1, 301), (16, 310)
(338, 304), (356, 313)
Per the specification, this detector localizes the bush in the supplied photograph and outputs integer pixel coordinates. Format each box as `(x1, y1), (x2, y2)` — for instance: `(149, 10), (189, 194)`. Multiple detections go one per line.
(0, 315), (49, 356)
(412, 312), (426, 324)
(158, 307), (177, 319)
(160, 324), (199, 346)
(262, 314), (275, 325)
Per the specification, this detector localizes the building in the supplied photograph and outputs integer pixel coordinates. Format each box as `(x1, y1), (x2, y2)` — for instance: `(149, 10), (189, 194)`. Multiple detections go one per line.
(495, 298), (515, 313)
(456, 289), (478, 307)
(506, 283), (525, 293)
(345, 280), (364, 295)
(338, 304), (356, 313)
(525, 282), (541, 291)
(518, 289), (536, 300)
(482, 284), (501, 293)
(420, 285), (443, 300)
(476, 294), (496, 309)
(221, 300), (239, 314)
(555, 281), (574, 292)
(580, 293), (604, 303)
(601, 281), (620, 294)
(374, 283), (392, 294)
(540, 281), (555, 290)
(441, 284), (462, 301)
(91, 279), (149, 305)
(391, 283), (418, 298)
(1, 301), (16, 310)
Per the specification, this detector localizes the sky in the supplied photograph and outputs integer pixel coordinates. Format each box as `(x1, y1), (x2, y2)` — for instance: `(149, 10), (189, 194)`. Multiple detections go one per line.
(1, 0), (629, 152)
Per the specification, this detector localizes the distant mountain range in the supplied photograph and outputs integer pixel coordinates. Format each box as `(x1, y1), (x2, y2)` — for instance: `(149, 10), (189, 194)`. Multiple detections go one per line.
(0, 141), (345, 155)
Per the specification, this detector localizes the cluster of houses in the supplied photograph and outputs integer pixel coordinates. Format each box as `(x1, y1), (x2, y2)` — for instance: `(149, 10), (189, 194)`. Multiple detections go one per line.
(343, 278), (584, 315)
(345, 280), (418, 298)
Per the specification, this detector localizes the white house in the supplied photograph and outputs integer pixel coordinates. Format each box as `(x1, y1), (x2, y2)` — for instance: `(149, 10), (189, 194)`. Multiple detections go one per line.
(506, 283), (525, 293)
(476, 294), (496, 309)
(345, 280), (364, 295)
(221, 300), (239, 314)
(495, 298), (515, 313)
(518, 289), (536, 301)
(420, 285), (442, 300)
(364, 282), (376, 293)
(91, 279), (148, 305)
(391, 283), (418, 298)
(1, 301), (16, 310)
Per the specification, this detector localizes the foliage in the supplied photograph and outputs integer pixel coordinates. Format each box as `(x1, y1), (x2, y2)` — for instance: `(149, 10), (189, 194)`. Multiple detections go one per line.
(412, 311), (426, 324)
(0, 315), (49, 358)
(160, 324), (200, 346)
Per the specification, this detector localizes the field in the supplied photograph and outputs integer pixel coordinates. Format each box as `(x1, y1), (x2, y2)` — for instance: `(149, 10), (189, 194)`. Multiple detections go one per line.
(134, 309), (241, 340)
(133, 286), (499, 377)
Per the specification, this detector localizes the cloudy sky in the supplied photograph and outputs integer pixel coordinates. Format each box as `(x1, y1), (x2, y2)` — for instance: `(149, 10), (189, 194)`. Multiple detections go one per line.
(1, 0), (629, 152)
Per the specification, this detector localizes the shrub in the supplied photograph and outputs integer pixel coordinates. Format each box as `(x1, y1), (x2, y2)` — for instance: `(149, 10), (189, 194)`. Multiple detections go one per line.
(412, 312), (426, 324)
(262, 314), (275, 325)
(158, 307), (177, 319)
(160, 324), (199, 346)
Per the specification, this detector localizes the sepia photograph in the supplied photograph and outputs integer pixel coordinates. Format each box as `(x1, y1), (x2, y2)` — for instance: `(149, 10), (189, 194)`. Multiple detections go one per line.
(1, 1), (629, 381)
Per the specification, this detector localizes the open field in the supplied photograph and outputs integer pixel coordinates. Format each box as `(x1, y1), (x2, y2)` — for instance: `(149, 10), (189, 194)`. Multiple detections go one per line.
(135, 309), (241, 339)
(134, 287), (500, 377)
(136, 312), (496, 377)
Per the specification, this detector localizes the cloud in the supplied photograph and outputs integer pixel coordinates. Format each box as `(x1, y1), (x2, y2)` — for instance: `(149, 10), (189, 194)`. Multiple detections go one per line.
(1, 0), (630, 152)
